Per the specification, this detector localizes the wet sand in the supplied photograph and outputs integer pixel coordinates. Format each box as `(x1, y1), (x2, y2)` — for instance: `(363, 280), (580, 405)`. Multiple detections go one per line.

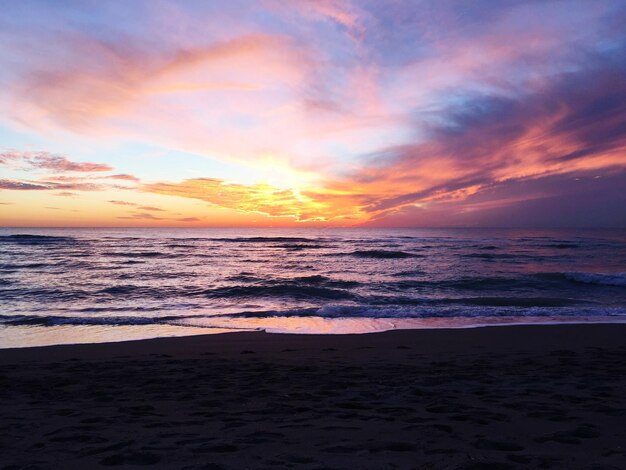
(1, 324), (625, 469)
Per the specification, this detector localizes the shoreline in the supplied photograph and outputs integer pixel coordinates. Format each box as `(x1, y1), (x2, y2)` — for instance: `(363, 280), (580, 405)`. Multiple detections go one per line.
(3, 322), (626, 359)
(2, 315), (626, 351)
(2, 324), (625, 468)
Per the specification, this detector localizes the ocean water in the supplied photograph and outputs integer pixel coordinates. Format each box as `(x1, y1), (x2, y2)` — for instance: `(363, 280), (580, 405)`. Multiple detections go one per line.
(1, 227), (625, 348)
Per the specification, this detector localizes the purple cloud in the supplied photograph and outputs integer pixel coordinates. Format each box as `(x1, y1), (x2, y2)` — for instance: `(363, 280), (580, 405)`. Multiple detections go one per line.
(0, 179), (50, 190)
(28, 152), (112, 172)
(108, 200), (137, 206)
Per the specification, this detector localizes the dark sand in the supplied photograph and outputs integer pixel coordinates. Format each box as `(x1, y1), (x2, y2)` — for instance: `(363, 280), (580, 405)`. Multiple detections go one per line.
(1, 324), (625, 469)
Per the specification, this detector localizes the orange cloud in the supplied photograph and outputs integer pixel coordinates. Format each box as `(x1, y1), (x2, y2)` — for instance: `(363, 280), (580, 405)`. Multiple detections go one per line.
(144, 178), (364, 222)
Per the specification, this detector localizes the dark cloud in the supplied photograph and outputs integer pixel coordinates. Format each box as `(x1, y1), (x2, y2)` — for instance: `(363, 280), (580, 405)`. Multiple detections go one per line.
(347, 49), (626, 224)
(363, 169), (626, 228)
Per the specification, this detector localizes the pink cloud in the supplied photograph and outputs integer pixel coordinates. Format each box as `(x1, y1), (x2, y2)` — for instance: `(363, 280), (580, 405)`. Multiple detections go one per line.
(29, 153), (112, 172)
(103, 174), (140, 181)
(108, 200), (137, 206)
(0, 150), (112, 172)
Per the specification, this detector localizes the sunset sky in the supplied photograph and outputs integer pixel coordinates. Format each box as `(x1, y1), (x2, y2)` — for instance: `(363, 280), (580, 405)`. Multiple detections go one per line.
(1, 0), (625, 227)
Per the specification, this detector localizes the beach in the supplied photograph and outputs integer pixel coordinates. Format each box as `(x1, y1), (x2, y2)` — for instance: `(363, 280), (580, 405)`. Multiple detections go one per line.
(1, 324), (625, 469)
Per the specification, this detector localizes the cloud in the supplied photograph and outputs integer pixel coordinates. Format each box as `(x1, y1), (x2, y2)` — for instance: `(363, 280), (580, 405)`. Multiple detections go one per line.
(0, 150), (113, 172)
(108, 200), (137, 206)
(103, 174), (140, 181)
(144, 178), (360, 221)
(28, 153), (112, 172)
(5, 32), (301, 132)
(0, 178), (103, 191)
(0, 150), (139, 195)
(143, 47), (626, 226)
(117, 212), (164, 220)
(54, 192), (77, 197)
(0, 179), (50, 190)
(1, 1), (625, 227)
(0, 151), (21, 165)
(176, 217), (200, 222)
(326, 50), (626, 223)
(136, 205), (164, 211)
(363, 169), (626, 228)
(278, 0), (363, 33)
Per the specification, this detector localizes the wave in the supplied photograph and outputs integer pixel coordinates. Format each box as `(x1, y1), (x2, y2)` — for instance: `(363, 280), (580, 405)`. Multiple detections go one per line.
(223, 274), (358, 288)
(3, 303), (625, 331)
(215, 236), (325, 243)
(542, 243), (580, 249)
(0, 234), (76, 244)
(97, 285), (154, 296)
(347, 250), (422, 259)
(104, 251), (180, 258)
(444, 297), (582, 307)
(90, 277), (358, 301)
(217, 304), (626, 319)
(202, 284), (355, 301)
(0, 262), (52, 270)
(116, 236), (317, 243)
(391, 269), (425, 277)
(0, 287), (92, 301)
(0, 314), (189, 327)
(562, 272), (626, 287)
(387, 276), (528, 291)
(275, 243), (328, 250)
(225, 273), (263, 282)
(361, 293), (585, 307)
(461, 253), (523, 260)
(291, 275), (360, 288)
(293, 274), (329, 283)
(535, 272), (626, 287)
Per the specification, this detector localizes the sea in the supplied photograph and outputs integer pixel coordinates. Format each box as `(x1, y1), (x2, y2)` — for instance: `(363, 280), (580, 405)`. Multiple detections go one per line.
(1, 227), (625, 348)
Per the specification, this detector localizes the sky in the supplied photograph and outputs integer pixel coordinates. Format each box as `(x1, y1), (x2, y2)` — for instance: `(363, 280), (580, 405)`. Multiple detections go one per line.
(0, 0), (625, 228)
